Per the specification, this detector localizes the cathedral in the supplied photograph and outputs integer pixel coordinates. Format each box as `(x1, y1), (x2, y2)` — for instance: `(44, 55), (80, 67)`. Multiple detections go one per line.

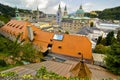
(56, 4), (91, 33)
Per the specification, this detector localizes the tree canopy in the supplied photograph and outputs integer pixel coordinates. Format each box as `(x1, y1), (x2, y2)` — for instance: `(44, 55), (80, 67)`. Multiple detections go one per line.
(95, 30), (120, 75)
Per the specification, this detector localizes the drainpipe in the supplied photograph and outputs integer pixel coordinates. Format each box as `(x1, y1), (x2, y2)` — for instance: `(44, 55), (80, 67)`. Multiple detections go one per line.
(27, 25), (34, 41)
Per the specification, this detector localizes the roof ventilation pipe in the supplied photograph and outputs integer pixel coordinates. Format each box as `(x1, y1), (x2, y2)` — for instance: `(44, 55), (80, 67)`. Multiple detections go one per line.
(27, 25), (34, 41)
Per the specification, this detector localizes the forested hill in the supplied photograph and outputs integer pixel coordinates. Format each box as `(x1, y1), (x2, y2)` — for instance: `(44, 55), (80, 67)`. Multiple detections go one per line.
(0, 3), (39, 17)
(86, 6), (120, 20)
(0, 3), (32, 23)
(99, 6), (120, 20)
(0, 3), (44, 23)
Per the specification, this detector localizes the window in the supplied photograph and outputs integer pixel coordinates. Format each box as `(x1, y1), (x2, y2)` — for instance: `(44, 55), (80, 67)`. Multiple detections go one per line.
(16, 25), (20, 28)
(58, 46), (62, 49)
(53, 34), (63, 41)
(19, 26), (23, 29)
(78, 52), (81, 55)
(12, 24), (16, 27)
(10, 24), (13, 27)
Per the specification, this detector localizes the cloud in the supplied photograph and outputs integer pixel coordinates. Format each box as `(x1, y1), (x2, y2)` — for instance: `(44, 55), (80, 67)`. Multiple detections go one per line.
(83, 3), (95, 12)
(53, 1), (66, 12)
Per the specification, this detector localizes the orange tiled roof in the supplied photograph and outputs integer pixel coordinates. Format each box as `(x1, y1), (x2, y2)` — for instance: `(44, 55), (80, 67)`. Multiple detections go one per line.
(51, 34), (92, 60)
(0, 20), (93, 61)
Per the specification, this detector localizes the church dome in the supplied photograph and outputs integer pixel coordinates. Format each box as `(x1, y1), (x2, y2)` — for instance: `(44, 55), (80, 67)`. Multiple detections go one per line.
(76, 9), (84, 14)
(76, 5), (84, 14)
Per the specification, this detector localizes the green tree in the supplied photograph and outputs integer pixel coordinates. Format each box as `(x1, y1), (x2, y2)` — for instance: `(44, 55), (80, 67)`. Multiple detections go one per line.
(117, 30), (120, 42)
(21, 42), (43, 62)
(101, 38), (106, 46)
(4, 33), (24, 57)
(96, 36), (102, 45)
(105, 31), (115, 46)
(94, 44), (110, 54)
(105, 42), (120, 75)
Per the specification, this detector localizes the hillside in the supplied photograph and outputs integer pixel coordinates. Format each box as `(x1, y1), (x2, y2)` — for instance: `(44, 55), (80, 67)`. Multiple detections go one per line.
(0, 3), (44, 24)
(99, 6), (120, 20)
(88, 6), (120, 20)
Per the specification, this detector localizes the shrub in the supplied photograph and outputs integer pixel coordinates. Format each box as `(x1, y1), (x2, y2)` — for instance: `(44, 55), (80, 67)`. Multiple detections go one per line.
(0, 59), (7, 67)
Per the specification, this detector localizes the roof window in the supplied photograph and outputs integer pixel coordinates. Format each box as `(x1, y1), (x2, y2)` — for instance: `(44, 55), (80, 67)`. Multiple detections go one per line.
(19, 26), (23, 29)
(58, 46), (62, 49)
(12, 24), (16, 27)
(16, 25), (20, 28)
(53, 34), (64, 41)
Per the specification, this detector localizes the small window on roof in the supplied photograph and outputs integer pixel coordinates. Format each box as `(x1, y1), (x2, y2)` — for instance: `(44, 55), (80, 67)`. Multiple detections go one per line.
(19, 26), (23, 29)
(78, 52), (81, 55)
(16, 25), (20, 28)
(12, 24), (16, 27)
(53, 34), (63, 40)
(10, 24), (13, 26)
(7, 23), (10, 26)
(58, 46), (62, 49)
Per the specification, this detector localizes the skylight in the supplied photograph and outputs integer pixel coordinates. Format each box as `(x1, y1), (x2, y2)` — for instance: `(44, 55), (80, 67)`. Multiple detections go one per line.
(53, 34), (63, 41)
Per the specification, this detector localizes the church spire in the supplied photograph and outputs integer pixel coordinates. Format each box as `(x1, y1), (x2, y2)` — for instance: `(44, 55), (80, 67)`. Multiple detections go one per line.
(58, 4), (61, 10)
(63, 5), (68, 16)
(80, 5), (82, 9)
(64, 5), (67, 11)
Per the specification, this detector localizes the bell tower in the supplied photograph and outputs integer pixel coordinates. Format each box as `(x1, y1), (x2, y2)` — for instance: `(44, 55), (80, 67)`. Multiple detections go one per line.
(63, 5), (68, 16)
(56, 4), (62, 27)
(15, 7), (21, 20)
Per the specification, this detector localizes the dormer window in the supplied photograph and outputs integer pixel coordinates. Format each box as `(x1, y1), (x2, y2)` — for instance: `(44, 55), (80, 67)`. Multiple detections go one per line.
(16, 25), (19, 28)
(19, 26), (23, 29)
(12, 24), (16, 27)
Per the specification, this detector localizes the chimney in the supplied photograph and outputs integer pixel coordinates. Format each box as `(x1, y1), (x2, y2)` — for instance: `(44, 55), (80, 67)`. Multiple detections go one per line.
(27, 25), (34, 41)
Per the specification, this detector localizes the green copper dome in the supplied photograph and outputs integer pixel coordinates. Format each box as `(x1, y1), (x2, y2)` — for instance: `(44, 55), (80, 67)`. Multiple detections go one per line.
(76, 9), (84, 14)
(76, 5), (84, 14)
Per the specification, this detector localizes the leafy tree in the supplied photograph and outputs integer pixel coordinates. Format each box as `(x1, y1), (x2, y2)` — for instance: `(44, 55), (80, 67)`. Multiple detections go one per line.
(21, 42), (43, 62)
(100, 38), (106, 46)
(94, 44), (110, 54)
(4, 33), (24, 57)
(105, 31), (115, 46)
(105, 42), (120, 75)
(117, 30), (120, 42)
(96, 36), (102, 45)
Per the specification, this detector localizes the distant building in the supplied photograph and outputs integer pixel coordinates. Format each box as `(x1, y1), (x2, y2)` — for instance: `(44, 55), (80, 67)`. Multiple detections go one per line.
(0, 20), (93, 63)
(61, 5), (90, 33)
(15, 7), (21, 20)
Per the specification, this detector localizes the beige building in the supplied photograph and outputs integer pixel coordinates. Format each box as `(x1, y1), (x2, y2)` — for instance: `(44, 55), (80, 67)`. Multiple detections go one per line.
(61, 5), (90, 33)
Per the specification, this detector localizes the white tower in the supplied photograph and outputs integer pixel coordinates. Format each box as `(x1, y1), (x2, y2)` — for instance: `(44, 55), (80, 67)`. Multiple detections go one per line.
(37, 6), (40, 21)
(56, 4), (62, 27)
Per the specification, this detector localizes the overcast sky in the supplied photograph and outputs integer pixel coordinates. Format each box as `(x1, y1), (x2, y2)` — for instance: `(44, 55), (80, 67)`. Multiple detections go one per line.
(0, 0), (120, 14)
